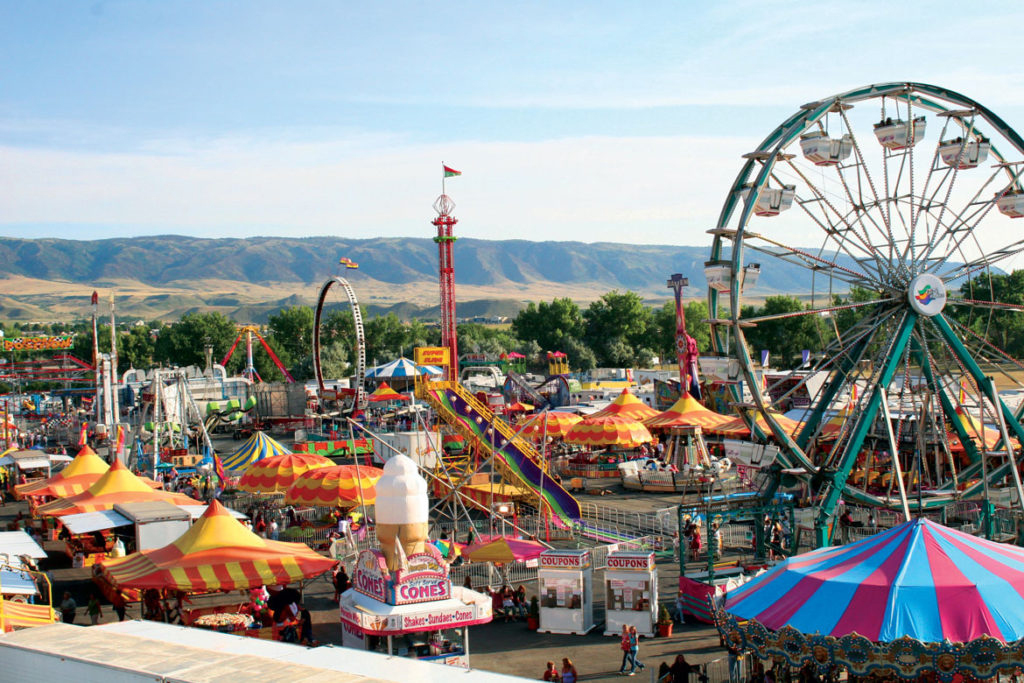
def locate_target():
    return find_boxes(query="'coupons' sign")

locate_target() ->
[606,552,655,571]
[539,550,591,569]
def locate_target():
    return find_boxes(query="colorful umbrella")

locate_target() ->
[365,357,443,378]
[564,415,652,447]
[236,453,333,494]
[35,460,199,517]
[283,464,383,507]
[99,500,336,592]
[464,536,548,563]
[431,538,463,560]
[588,389,660,422]
[15,445,109,500]
[368,382,410,403]
[516,412,582,441]
[643,393,735,430]
[221,431,292,473]
[709,410,801,438]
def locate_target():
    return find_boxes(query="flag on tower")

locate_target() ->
[214,452,227,485]
[91,291,98,305]
[443,164,461,178]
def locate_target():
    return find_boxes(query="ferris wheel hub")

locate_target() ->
[906,273,947,317]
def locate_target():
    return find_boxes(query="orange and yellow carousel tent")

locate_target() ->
[35,460,199,517]
[284,465,383,507]
[368,382,409,403]
[643,393,735,431]
[564,415,652,448]
[15,445,109,500]
[98,500,336,592]
[588,389,660,422]
[236,453,334,494]
[516,412,583,441]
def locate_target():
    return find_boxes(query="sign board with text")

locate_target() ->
[414,346,450,367]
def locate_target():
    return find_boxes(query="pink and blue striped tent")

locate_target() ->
[725,517,1024,644]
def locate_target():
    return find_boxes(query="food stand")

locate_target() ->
[339,546,491,667]
[537,549,595,635]
[603,550,657,637]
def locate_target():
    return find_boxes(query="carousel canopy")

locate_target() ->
[725,517,1024,644]
[284,464,383,507]
[516,411,582,441]
[221,432,291,473]
[15,445,110,499]
[644,393,734,430]
[99,500,335,592]
[236,453,333,494]
[35,460,198,517]
[589,389,660,422]
[464,537,547,563]
[365,357,443,379]
[711,410,802,438]
[564,415,652,448]
[367,382,409,403]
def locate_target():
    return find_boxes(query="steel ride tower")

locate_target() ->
[432,172,459,381]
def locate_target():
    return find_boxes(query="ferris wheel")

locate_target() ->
[313,275,367,412]
[706,82,1024,543]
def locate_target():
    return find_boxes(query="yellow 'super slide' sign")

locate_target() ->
[414,346,450,367]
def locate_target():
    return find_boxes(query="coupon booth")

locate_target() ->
[604,550,658,637]
[537,549,595,635]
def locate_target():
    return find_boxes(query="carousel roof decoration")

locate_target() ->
[236,452,334,494]
[220,431,292,473]
[715,517,1024,680]
[516,411,583,441]
[367,382,410,403]
[99,500,335,592]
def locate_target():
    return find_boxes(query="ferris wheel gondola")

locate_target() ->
[706,82,1024,546]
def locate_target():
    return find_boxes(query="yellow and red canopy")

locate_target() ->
[236,453,333,494]
[517,411,582,440]
[99,500,336,592]
[284,465,383,507]
[565,415,652,447]
[368,382,409,403]
[643,393,735,430]
[15,445,109,500]
[35,460,198,517]
[588,389,660,422]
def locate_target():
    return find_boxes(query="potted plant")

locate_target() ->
[527,595,540,631]
[657,604,674,637]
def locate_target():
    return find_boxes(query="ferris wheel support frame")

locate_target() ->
[707,82,1024,546]
[313,276,367,412]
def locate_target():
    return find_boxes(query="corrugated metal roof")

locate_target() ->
[0,531,48,560]
[59,510,130,535]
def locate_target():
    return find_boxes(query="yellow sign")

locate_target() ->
[414,346,450,367]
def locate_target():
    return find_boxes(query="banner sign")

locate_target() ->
[414,346,450,367]
[2,335,75,352]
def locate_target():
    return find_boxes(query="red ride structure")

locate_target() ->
[433,166,461,381]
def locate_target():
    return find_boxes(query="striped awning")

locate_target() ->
[236,453,333,494]
[98,500,335,593]
[0,600,56,632]
[643,393,735,430]
[221,432,292,473]
[588,389,660,422]
[35,460,199,517]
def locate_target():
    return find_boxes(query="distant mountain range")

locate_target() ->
[0,235,845,322]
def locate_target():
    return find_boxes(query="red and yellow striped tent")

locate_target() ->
[709,410,803,439]
[284,465,383,507]
[588,389,660,422]
[564,415,652,448]
[516,412,583,441]
[15,445,109,500]
[643,393,735,431]
[368,382,409,403]
[236,453,333,494]
[98,500,335,592]
[0,600,56,632]
[35,460,198,517]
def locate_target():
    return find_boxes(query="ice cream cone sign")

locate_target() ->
[375,454,429,572]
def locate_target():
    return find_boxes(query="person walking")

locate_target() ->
[618,624,632,674]
[628,625,646,675]
[670,654,692,683]
[561,658,578,683]
[60,591,77,624]
[86,592,103,625]
[541,661,561,681]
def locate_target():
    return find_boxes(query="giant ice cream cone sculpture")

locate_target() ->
[375,454,429,571]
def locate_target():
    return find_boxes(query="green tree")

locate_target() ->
[154,312,238,369]
[652,300,710,364]
[512,298,585,353]
[583,290,653,367]
[267,306,314,365]
[743,295,827,369]
[118,325,155,371]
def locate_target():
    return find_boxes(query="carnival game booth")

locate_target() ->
[537,549,595,635]
[97,500,335,638]
[603,550,658,637]
[339,546,492,667]
[714,517,1024,681]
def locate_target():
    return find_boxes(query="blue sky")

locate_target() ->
[3,1,1024,246]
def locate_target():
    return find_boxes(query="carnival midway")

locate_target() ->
[6,82,1024,683]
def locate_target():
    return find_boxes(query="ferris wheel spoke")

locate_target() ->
[943,314,1024,374]
[741,231,883,289]
[919,174,1004,274]
[837,107,892,241]
[738,297,896,326]
[938,239,1024,282]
